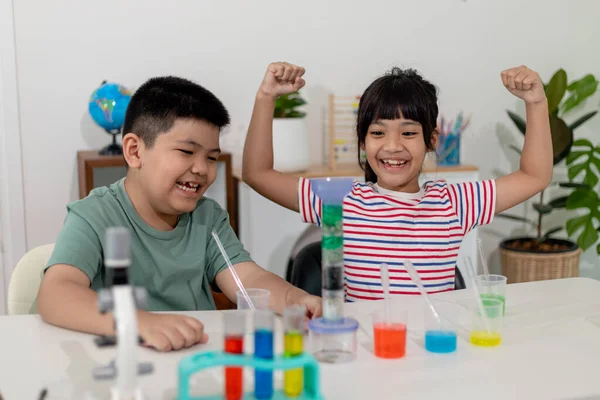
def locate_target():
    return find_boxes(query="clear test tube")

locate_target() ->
[253,310,274,399]
[283,305,306,397]
[223,312,245,400]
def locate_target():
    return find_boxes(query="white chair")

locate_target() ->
[7,244,55,315]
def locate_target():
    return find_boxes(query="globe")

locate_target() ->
[88,81,132,155]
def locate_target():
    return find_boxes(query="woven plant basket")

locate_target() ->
[499,237,582,284]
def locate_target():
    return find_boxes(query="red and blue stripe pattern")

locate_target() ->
[298,178,496,302]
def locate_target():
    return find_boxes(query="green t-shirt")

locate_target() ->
[46,178,253,311]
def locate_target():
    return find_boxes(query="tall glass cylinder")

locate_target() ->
[321,203,344,321]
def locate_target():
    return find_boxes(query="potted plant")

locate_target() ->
[498,69,598,283]
[563,138,600,256]
[272,91,311,172]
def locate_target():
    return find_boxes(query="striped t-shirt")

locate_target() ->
[298,178,496,302]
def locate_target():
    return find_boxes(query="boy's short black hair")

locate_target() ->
[123,76,230,147]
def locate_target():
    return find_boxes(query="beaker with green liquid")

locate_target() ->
[475,274,507,316]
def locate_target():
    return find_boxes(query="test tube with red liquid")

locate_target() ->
[224,312,245,400]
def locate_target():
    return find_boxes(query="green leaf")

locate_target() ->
[566,151,587,166]
[568,111,598,131]
[496,213,537,227]
[506,111,526,135]
[567,74,595,91]
[284,110,306,118]
[558,182,591,189]
[596,242,600,255]
[543,226,563,238]
[566,188,599,210]
[568,162,587,181]
[273,91,307,119]
[562,74,599,114]
[591,155,600,171]
[565,187,600,251]
[549,115,573,165]
[283,98,306,109]
[584,170,599,189]
[578,220,599,251]
[566,214,588,236]
[548,196,568,208]
[533,203,553,214]
[572,138,594,149]
[561,96,580,115]
[566,142,600,189]
[546,69,567,114]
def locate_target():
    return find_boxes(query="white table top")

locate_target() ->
[1,277,600,400]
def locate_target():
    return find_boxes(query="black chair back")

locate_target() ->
[287,241,466,296]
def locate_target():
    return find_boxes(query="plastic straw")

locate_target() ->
[211,230,255,311]
[477,238,491,281]
[403,260,442,324]
[477,238,492,295]
[464,256,492,334]
[379,263,392,323]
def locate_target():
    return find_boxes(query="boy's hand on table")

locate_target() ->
[287,290,322,319]
[137,312,208,352]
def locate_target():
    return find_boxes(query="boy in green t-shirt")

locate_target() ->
[37,75,321,352]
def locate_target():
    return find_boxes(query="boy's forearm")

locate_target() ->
[242,94,276,185]
[38,280,115,336]
[520,100,553,186]
[239,267,307,315]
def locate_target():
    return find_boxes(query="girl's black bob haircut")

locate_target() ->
[356,67,439,183]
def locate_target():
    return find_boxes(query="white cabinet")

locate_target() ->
[237,166,480,286]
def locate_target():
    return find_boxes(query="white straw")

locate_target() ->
[464,256,492,334]
[477,238,492,296]
[477,238,491,280]
[379,263,392,323]
[403,260,441,324]
[211,230,255,310]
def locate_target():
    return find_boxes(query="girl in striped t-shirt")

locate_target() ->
[243,62,552,301]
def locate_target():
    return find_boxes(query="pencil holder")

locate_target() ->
[436,133,460,166]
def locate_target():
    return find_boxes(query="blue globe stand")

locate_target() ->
[99,128,123,156]
[178,351,325,400]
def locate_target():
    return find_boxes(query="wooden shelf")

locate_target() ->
[77,151,127,199]
[232,163,478,181]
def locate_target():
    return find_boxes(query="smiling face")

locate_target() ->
[124,118,220,227]
[141,118,220,212]
[364,116,435,192]
[355,67,439,192]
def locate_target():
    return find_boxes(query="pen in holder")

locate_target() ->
[437,134,461,166]
[436,112,470,166]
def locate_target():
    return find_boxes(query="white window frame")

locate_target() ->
[0,0,28,314]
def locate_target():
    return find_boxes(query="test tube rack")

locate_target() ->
[177,351,325,400]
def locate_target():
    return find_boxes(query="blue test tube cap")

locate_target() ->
[308,316,359,334]
[309,177,354,204]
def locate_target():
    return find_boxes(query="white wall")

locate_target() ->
[11,0,600,275]
[1,0,27,313]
